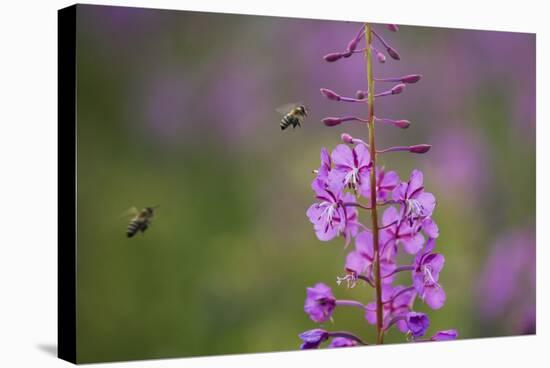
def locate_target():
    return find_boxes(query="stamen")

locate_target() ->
[336,274,358,288]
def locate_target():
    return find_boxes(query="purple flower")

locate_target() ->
[304,283,336,323]
[413,239,446,309]
[393,170,436,225]
[299,328,329,349]
[365,284,416,332]
[328,144,372,193]
[314,148,332,183]
[382,206,425,254]
[328,337,358,348]
[406,312,430,338]
[345,230,396,283]
[430,329,458,341]
[306,178,354,242]
[360,167,400,203]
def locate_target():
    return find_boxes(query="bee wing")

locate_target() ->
[118,206,139,219]
[275,102,301,115]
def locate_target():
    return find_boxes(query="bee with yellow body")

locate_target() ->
[126,206,158,238]
[277,104,309,130]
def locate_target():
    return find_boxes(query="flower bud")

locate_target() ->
[394,119,410,129]
[323,52,343,62]
[341,133,354,144]
[355,90,367,99]
[391,83,406,95]
[401,74,422,83]
[386,24,399,32]
[409,144,431,153]
[322,117,342,126]
[347,38,358,52]
[320,88,341,101]
[341,49,353,58]
[386,46,401,60]
[430,330,458,341]
[376,51,386,63]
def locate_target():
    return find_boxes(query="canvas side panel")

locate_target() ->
[58,4,77,364]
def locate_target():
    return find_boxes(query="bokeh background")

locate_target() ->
[75,4,536,363]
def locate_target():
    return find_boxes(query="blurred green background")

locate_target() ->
[74,4,536,363]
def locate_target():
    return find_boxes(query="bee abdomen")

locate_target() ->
[126,221,140,238]
[280,114,292,130]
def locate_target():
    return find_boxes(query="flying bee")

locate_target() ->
[276,103,308,130]
[125,206,158,238]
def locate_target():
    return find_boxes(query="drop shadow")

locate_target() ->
[37,343,57,357]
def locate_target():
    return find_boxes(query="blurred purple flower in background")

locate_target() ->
[142,70,193,144]
[428,125,489,199]
[476,226,535,334]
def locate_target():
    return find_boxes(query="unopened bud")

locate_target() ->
[356,90,367,99]
[323,52,343,62]
[386,46,401,60]
[394,119,410,129]
[341,133,354,144]
[341,49,353,58]
[376,52,386,63]
[401,74,422,84]
[320,88,341,101]
[386,24,399,32]
[409,144,431,153]
[347,38,358,52]
[322,117,342,126]
[391,83,406,95]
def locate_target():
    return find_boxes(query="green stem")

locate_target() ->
[365,23,384,345]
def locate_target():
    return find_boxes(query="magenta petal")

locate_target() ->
[392,182,408,201]
[381,170,399,189]
[365,302,377,325]
[401,232,424,254]
[328,168,348,191]
[306,203,322,224]
[331,144,355,168]
[431,329,458,341]
[425,286,446,309]
[422,218,439,238]
[354,143,371,168]
[311,177,328,197]
[382,206,400,226]
[407,170,424,197]
[345,250,369,275]
[314,222,339,241]
[418,192,436,215]
[428,253,445,275]
[355,231,374,259]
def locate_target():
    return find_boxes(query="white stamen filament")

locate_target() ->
[336,274,358,288]
[422,265,440,288]
[319,202,338,225]
[344,168,360,189]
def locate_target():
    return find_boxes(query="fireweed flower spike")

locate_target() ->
[299,23,456,348]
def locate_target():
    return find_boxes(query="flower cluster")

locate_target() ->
[299,23,457,349]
